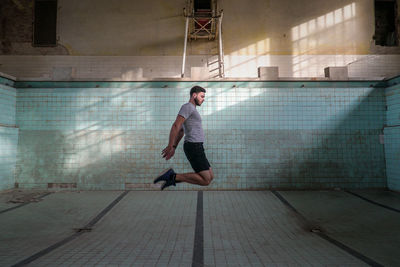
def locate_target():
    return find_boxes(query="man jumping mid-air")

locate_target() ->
[154,86,214,190]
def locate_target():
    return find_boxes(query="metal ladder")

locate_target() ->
[181,0,224,78]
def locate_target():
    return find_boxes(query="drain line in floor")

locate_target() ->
[271,190,383,267]
[192,190,204,267]
[345,189,400,213]
[11,191,129,267]
[0,192,52,215]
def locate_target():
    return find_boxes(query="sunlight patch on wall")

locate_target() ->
[203,87,265,116]
[291,3,356,77]
[61,130,127,170]
[224,38,271,78]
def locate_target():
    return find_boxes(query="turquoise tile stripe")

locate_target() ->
[384,82,400,191]
[15,83,386,190]
[0,83,18,190]
[385,75,400,88]
[15,80,386,89]
[0,76,15,88]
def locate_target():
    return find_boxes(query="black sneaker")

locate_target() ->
[154,168,176,190]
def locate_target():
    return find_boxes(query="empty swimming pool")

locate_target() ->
[0,75,399,266]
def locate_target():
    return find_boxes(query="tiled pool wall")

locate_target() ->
[14,81,386,190]
[384,77,400,192]
[0,77,18,190]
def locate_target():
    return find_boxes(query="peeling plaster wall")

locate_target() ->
[0,0,399,80]
[1,0,399,56]
[0,0,68,55]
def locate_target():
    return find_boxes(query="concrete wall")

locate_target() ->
[1,0,399,56]
[384,76,400,192]
[0,76,18,190]
[1,0,399,80]
[15,81,386,190]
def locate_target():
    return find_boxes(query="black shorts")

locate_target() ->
[183,142,211,173]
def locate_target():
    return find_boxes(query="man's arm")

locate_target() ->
[162,115,185,160]
[174,127,184,148]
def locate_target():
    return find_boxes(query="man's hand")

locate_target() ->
[162,145,175,160]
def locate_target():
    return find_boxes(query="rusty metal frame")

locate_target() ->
[191,17,215,39]
[181,0,224,78]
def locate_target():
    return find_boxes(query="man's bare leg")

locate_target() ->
[175,168,213,186]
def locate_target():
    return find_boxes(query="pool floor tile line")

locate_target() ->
[83,191,129,229]
[11,191,129,267]
[344,189,400,213]
[192,191,204,267]
[26,191,197,266]
[11,232,83,267]
[271,190,384,267]
[0,192,52,215]
[314,232,383,267]
[202,191,366,266]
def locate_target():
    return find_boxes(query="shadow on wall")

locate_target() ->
[15,127,172,190]
[283,90,385,189]
[14,83,386,190]
[15,85,193,189]
[198,84,385,189]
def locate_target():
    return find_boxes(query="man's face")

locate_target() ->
[194,92,205,106]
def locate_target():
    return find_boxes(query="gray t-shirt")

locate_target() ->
[178,102,205,143]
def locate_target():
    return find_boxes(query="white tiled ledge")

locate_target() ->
[0,71,16,81]
[0,55,399,81]
[11,77,387,82]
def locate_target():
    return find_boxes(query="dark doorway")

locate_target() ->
[33,0,57,46]
[374,0,398,46]
[194,0,212,11]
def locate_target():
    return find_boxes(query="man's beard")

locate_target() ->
[194,98,201,106]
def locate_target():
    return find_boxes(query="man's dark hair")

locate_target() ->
[190,86,206,96]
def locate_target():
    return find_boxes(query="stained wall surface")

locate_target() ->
[1,0,398,56]
[384,77,400,191]
[1,0,399,80]
[14,81,386,190]
[0,77,18,190]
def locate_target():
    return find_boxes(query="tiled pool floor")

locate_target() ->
[1,189,399,266]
